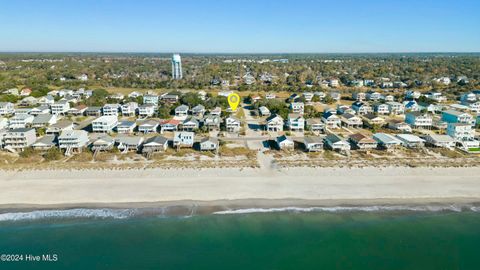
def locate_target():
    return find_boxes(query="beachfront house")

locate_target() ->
[424,134,455,149]
[3,128,37,151]
[121,102,138,116]
[349,133,378,150]
[199,137,219,151]
[58,130,89,155]
[266,114,284,132]
[173,131,194,148]
[373,133,402,150]
[92,116,118,133]
[116,121,137,134]
[138,104,156,118]
[142,136,169,153]
[276,135,294,150]
[405,112,433,129]
[116,136,144,153]
[340,113,363,128]
[303,136,325,152]
[225,116,241,133]
[325,134,350,152]
[32,135,57,151]
[287,114,305,131]
[441,110,475,126]
[395,134,425,148]
[92,135,115,152]
[447,123,474,141]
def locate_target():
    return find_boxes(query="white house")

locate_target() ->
[351,101,373,115]
[373,133,402,150]
[259,106,271,116]
[276,135,294,150]
[424,134,455,149]
[175,105,189,117]
[325,134,350,152]
[3,128,37,151]
[321,112,341,129]
[341,113,363,128]
[58,130,89,154]
[304,136,324,152]
[386,101,405,115]
[173,131,194,148]
[31,114,57,128]
[405,112,433,129]
[51,100,70,115]
[199,137,219,151]
[225,116,241,133]
[138,104,156,118]
[287,114,305,131]
[116,121,137,134]
[102,104,120,116]
[92,116,118,133]
[290,102,305,114]
[8,114,34,129]
[121,102,138,116]
[265,114,284,132]
[143,94,159,106]
[373,103,390,115]
[138,120,159,134]
[0,102,15,116]
[395,134,425,148]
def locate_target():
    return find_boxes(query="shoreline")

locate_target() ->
[1,166,480,211]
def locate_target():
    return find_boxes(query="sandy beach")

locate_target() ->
[1,166,480,209]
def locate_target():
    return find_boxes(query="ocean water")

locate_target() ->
[1,206,480,270]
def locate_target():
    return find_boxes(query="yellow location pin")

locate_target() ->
[227,93,240,111]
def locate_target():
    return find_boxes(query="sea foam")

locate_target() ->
[213,205,480,215]
[0,208,138,222]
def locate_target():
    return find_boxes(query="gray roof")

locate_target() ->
[373,133,401,144]
[115,136,143,145]
[200,137,219,144]
[325,134,343,143]
[144,136,168,145]
[304,136,324,144]
[118,121,136,127]
[33,135,56,146]
[8,128,34,133]
[32,114,54,124]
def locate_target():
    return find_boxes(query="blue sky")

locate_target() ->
[0,0,479,53]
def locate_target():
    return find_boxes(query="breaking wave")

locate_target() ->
[213,205,480,215]
[0,208,138,222]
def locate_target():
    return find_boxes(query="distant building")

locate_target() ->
[172,54,183,80]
